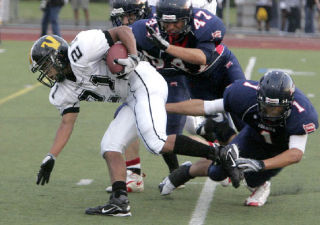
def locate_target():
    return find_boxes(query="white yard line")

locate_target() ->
[76,179,93,186]
[188,57,256,225]
[244,57,256,79]
[0,83,41,106]
[189,179,218,225]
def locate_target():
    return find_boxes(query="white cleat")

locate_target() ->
[245,181,271,207]
[105,170,144,193]
[159,177,176,195]
[219,177,231,187]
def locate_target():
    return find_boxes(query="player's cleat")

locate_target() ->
[105,170,144,193]
[85,192,131,217]
[219,144,243,188]
[159,176,176,195]
[159,161,194,195]
[126,170,144,193]
[245,181,271,207]
[219,177,231,187]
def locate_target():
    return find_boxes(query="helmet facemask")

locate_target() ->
[257,96,292,127]
[29,35,69,88]
[31,50,66,88]
[156,0,192,43]
[158,16,191,37]
[257,70,295,127]
[111,0,149,26]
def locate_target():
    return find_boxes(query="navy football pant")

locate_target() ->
[208,125,282,188]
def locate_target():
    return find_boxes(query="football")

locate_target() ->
[106,42,128,74]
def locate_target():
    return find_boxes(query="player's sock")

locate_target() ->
[126,157,141,175]
[168,164,194,187]
[112,181,127,197]
[173,135,219,161]
[162,153,179,173]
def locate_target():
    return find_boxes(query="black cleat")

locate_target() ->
[85,193,131,217]
[219,144,244,188]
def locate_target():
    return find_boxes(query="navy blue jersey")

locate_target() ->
[224,80,319,152]
[131,8,225,76]
[187,44,245,100]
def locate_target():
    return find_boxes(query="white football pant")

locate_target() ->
[101,61,168,156]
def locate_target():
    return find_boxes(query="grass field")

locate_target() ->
[0,40,319,225]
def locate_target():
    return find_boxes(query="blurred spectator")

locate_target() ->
[40,0,65,37]
[255,0,272,31]
[318,3,320,32]
[71,0,90,26]
[280,0,288,31]
[305,0,320,33]
[286,0,301,33]
[216,0,225,19]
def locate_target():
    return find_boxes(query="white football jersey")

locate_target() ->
[192,0,217,15]
[49,29,129,115]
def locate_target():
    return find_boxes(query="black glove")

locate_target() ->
[236,158,265,173]
[36,153,56,185]
[219,144,244,188]
[146,25,169,51]
[114,54,140,78]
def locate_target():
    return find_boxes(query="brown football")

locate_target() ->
[106,42,128,74]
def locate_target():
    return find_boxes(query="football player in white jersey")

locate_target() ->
[30,26,241,217]
[191,0,217,15]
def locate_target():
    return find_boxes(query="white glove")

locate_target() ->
[114,54,140,78]
[40,0,48,10]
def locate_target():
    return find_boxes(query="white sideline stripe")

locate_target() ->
[0,83,41,106]
[307,93,315,98]
[0,49,6,53]
[189,57,255,225]
[189,179,217,225]
[76,179,93,185]
[244,57,256,79]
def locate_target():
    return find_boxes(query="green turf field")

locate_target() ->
[0,40,319,225]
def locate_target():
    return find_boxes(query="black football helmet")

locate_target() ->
[156,0,192,36]
[257,71,295,127]
[29,35,69,88]
[111,0,149,27]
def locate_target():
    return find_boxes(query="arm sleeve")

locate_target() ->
[289,134,308,153]
[103,30,114,47]
[203,99,225,115]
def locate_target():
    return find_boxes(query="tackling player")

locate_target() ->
[130,0,227,182]
[161,71,319,207]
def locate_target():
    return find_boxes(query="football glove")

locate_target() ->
[146,25,169,51]
[36,153,56,185]
[114,54,140,78]
[219,144,243,188]
[236,158,265,173]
